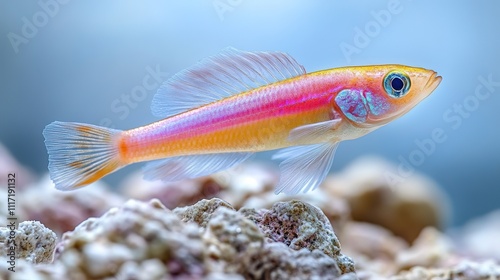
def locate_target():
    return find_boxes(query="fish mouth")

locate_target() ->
[424,71,442,93]
[399,71,442,118]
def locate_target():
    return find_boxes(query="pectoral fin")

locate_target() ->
[272,142,339,195]
[287,119,342,144]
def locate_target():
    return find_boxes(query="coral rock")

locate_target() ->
[391,260,500,280]
[0,259,67,280]
[115,259,168,280]
[240,200,355,274]
[55,199,207,279]
[5,196,354,279]
[203,207,264,273]
[177,198,354,278]
[246,242,343,280]
[174,198,235,228]
[0,220,56,264]
[241,189,350,234]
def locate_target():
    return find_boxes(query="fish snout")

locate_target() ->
[425,71,442,92]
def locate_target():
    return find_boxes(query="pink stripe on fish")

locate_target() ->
[128,75,341,142]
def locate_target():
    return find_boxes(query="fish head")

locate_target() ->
[333,65,442,129]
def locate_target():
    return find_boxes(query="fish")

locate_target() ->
[43,47,442,195]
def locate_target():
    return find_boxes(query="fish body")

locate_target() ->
[43,48,441,194]
[124,72,341,162]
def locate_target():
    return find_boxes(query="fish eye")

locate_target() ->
[383,71,410,98]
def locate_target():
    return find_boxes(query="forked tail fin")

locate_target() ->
[42,121,124,190]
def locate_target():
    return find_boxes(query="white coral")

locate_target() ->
[0,220,56,264]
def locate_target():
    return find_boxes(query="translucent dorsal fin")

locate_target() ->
[151,47,306,118]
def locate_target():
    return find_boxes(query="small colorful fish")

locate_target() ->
[43,47,441,194]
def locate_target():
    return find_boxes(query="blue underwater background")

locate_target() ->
[0,1,499,226]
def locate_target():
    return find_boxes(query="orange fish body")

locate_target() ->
[43,48,441,194]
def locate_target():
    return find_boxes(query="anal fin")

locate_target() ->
[143,152,253,182]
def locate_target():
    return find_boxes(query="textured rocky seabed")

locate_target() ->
[1,144,500,280]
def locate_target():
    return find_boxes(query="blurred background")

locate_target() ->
[0,1,498,226]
